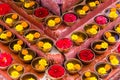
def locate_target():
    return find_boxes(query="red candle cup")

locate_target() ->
[0,52,12,70]
[34,7,49,21]
[62,12,78,26]
[0,3,11,18]
[56,38,73,53]
[47,64,66,80]
[78,49,95,64]
[94,15,109,29]
[117,44,120,53]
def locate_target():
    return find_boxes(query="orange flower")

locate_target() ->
[92,25,98,29]
[0,28,3,33]
[11,13,18,20]
[30,1,35,6]
[54,17,61,24]
[6,31,12,37]
[17,40,23,45]
[15,65,23,72]
[110,8,116,12]
[22,49,28,55]
[37,41,44,47]
[105,32,111,38]
[95,1,100,5]
[95,44,101,50]
[34,32,40,38]
[21,22,28,28]
[82,5,89,12]
[116,4,120,8]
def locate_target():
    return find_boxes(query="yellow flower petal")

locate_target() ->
[5,18,13,24]
[84,71,91,77]
[101,42,108,49]
[0,33,7,39]
[108,36,116,42]
[43,42,52,50]
[98,67,107,75]
[15,25,23,32]
[66,63,74,71]
[25,33,34,41]
[11,71,20,78]
[23,54,33,61]
[47,20,56,27]
[89,2,96,7]
[13,44,22,51]
[71,34,78,41]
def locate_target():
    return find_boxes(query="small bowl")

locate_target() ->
[74,5,90,18]
[14,20,30,35]
[105,8,120,21]
[94,62,112,78]
[45,15,62,30]
[70,31,88,45]
[31,57,49,73]
[77,49,95,64]
[0,30,15,44]
[22,1,39,14]
[116,2,120,12]
[56,38,73,53]
[64,58,83,74]
[81,71,99,80]
[18,48,36,63]
[36,38,54,53]
[86,0,101,10]
[0,24,5,33]
[13,0,25,7]
[84,24,100,37]
[94,15,109,29]
[9,39,26,53]
[106,53,120,68]
[114,24,120,34]
[103,30,120,44]
[20,73,38,80]
[47,64,66,80]
[91,40,108,54]
[24,29,41,44]
[3,13,20,27]
[62,12,78,26]
[7,64,24,80]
